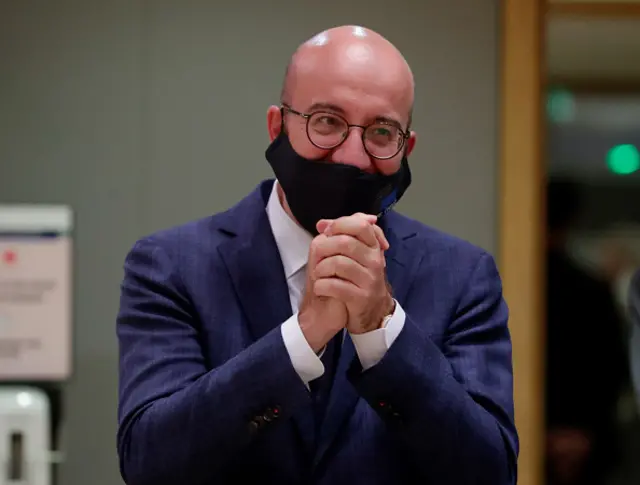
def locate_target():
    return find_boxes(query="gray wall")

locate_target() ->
[0,1,499,484]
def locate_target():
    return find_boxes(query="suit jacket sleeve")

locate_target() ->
[348,251,518,485]
[116,238,309,485]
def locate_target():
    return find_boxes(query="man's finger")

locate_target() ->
[323,215,378,248]
[345,213,388,249]
[313,234,381,269]
[313,277,360,303]
[318,214,389,250]
[314,255,369,289]
[319,213,376,235]
[371,224,390,251]
[353,213,378,224]
[316,219,333,234]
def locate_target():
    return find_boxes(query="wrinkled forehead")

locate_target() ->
[290,45,413,124]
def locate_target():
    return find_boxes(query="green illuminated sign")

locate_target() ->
[607,144,640,175]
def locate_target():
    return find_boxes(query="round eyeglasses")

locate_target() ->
[281,105,410,160]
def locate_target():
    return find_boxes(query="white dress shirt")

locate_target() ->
[266,181,406,386]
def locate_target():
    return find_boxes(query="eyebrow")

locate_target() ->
[308,102,346,114]
[307,102,403,128]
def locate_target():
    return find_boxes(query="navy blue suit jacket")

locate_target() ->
[116,180,518,485]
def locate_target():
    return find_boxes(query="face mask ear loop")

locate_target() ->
[279,106,288,136]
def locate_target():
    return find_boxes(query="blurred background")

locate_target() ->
[0,0,639,484]
[545,2,640,485]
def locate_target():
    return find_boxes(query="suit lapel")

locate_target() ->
[217,207,292,341]
[216,181,316,453]
[382,219,419,305]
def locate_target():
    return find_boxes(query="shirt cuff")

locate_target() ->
[349,299,406,370]
[281,313,325,387]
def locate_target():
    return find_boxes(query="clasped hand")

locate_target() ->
[310,213,394,334]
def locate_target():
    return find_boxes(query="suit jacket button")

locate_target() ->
[378,400,400,419]
[264,406,281,422]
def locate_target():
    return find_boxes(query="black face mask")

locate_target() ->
[265,132,412,235]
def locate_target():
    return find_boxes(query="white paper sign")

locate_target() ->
[0,205,72,381]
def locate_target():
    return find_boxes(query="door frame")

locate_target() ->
[500,2,640,484]
[498,1,546,485]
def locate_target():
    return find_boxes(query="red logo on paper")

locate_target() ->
[2,250,17,265]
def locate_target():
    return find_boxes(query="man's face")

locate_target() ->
[268,39,416,176]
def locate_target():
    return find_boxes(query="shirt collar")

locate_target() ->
[266,180,313,278]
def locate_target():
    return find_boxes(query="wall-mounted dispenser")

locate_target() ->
[0,205,72,485]
[0,387,50,485]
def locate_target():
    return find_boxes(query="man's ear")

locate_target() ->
[405,131,417,157]
[267,106,283,142]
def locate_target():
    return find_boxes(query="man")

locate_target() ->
[629,269,640,411]
[116,26,518,485]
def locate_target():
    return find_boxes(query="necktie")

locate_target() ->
[289,266,306,313]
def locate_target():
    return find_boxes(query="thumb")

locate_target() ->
[316,219,333,234]
[353,212,378,224]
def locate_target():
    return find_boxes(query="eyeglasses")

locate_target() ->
[281,104,410,160]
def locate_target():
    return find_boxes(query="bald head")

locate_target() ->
[267,26,417,175]
[280,26,414,127]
